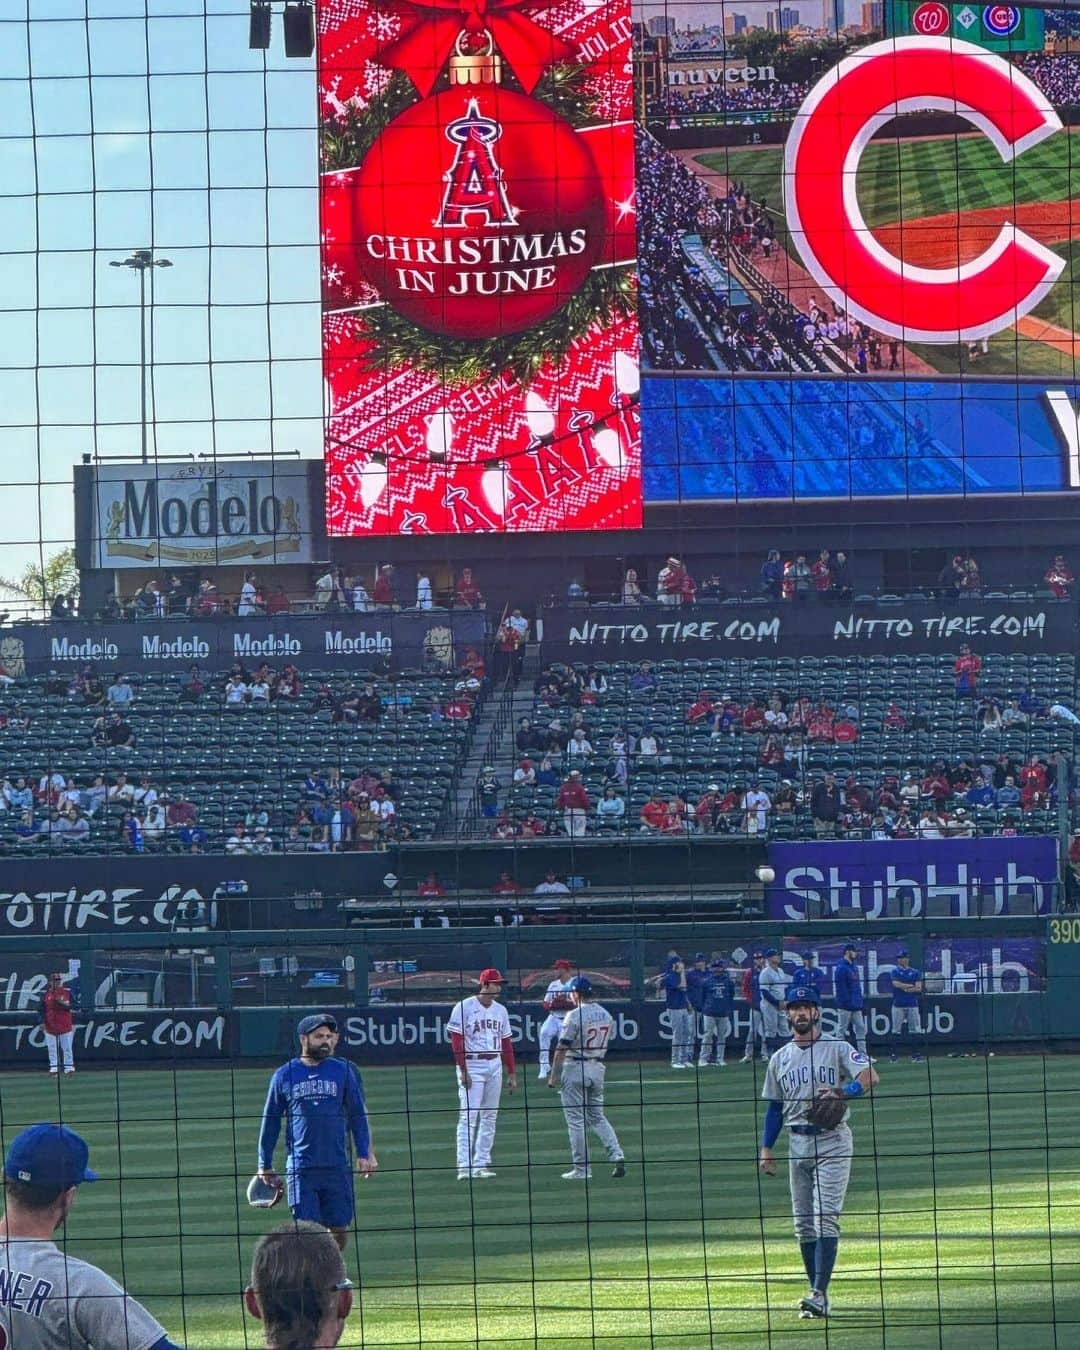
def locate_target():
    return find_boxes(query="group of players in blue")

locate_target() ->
[662,944,926,1063]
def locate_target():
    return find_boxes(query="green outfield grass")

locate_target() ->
[6,1055,1079,1348]
[695,132,1080,375]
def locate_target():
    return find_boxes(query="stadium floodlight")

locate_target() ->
[283,1,315,58]
[108,250,173,464]
[249,0,272,50]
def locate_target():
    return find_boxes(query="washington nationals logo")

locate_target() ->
[437,99,517,228]
[784,37,1063,342]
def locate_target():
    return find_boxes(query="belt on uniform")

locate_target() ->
[465,1053,499,1059]
[790,1124,824,1136]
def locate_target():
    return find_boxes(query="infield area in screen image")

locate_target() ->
[642,115,1080,379]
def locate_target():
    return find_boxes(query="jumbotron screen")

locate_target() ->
[640,2,1080,503]
[318,0,639,534]
[319,1,1080,532]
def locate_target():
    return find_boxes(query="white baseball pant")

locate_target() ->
[45,1031,74,1072]
[668,1008,695,1065]
[891,1006,923,1036]
[538,1014,564,1075]
[789,1124,853,1241]
[559,1060,623,1169]
[744,1008,766,1058]
[456,1060,503,1171]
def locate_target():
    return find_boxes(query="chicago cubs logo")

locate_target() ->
[784,37,1064,342]
[983,4,1021,35]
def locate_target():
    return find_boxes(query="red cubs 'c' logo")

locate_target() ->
[912,3,950,34]
[785,37,1063,342]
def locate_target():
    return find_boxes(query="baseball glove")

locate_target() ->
[246,1172,284,1209]
[804,1091,848,1131]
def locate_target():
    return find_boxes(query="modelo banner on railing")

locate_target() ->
[767,836,1058,922]
[3,610,487,675]
[539,600,1074,661]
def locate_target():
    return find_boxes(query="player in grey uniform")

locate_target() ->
[758,987,879,1320]
[759,948,791,1053]
[0,1123,181,1349]
[547,976,626,1181]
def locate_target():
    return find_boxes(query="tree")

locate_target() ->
[0,548,80,615]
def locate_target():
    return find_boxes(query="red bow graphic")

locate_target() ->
[377,0,575,95]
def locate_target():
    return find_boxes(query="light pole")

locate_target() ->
[109,249,172,464]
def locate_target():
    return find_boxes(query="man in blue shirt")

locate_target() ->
[889,952,925,1062]
[796,951,825,1000]
[685,952,710,1060]
[833,943,868,1056]
[698,958,734,1066]
[662,956,695,1068]
[258,1013,377,1249]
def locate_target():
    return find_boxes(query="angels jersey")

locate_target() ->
[543,978,575,1013]
[447,996,511,1053]
[761,1036,869,1128]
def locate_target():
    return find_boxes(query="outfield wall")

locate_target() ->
[0,918,1074,1063]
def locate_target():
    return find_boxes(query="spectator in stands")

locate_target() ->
[143,800,166,842]
[121,810,145,852]
[3,776,31,812]
[493,871,522,896]
[967,777,996,809]
[536,756,559,787]
[640,791,669,835]
[131,774,157,811]
[597,786,626,827]
[50,593,72,620]
[536,870,570,895]
[416,873,446,898]
[494,618,524,684]
[84,774,107,817]
[742,698,766,732]
[622,568,643,605]
[414,570,433,610]
[238,571,263,616]
[1018,685,1047,718]
[477,766,501,819]
[948,807,975,838]
[107,675,134,708]
[774,781,799,815]
[454,567,483,608]
[741,781,771,835]
[266,584,290,615]
[979,700,1003,733]
[917,808,946,839]
[954,645,981,697]
[58,808,90,846]
[515,718,541,754]
[811,550,832,598]
[225,674,249,709]
[996,775,1021,809]
[833,711,858,743]
[556,770,591,838]
[763,696,788,731]
[759,734,784,768]
[1044,554,1073,597]
[443,691,472,721]
[630,661,658,693]
[226,824,251,854]
[657,556,688,606]
[687,690,714,724]
[830,551,852,604]
[105,712,134,749]
[810,773,841,836]
[761,549,783,599]
[179,663,205,704]
[513,760,536,788]
[585,667,608,698]
[710,695,740,737]
[566,578,587,602]
[637,727,661,765]
[806,700,834,741]
[249,672,272,707]
[373,565,396,609]
[960,556,982,595]
[936,556,964,601]
[788,555,811,602]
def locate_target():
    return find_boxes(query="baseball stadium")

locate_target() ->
[2,0,1080,1347]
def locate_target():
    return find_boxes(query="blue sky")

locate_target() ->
[1,1,322,581]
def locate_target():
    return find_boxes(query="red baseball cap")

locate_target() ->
[553,959,573,970]
[477,968,506,985]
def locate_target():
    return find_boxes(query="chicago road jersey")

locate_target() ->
[447,996,511,1053]
[258,1057,370,1173]
[558,1002,615,1060]
[762,1036,869,1128]
[0,1238,167,1350]
[759,965,791,1008]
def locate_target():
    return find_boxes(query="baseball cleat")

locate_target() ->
[473,1168,496,1179]
[457,1170,471,1181]
[798,1292,829,1318]
[611,1161,626,1178]
[740,1055,753,1063]
[562,1168,592,1180]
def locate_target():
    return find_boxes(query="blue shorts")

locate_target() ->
[287,1167,354,1229]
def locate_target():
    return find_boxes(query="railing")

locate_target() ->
[457,673,519,840]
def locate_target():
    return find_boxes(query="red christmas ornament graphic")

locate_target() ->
[351,85,605,338]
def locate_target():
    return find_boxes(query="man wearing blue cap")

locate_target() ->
[257,1013,377,1250]
[548,977,625,1180]
[698,958,734,1067]
[889,952,925,1062]
[0,1123,181,1348]
[759,949,792,1054]
[660,955,695,1068]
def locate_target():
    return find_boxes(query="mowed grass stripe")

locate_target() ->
[2,1057,1076,1348]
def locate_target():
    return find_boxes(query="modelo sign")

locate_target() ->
[92,461,314,568]
[786,37,1062,341]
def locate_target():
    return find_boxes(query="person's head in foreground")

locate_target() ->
[2,1123,98,1233]
[246,1220,353,1349]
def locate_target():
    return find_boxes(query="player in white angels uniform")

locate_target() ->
[538,958,576,1079]
[447,968,517,1181]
